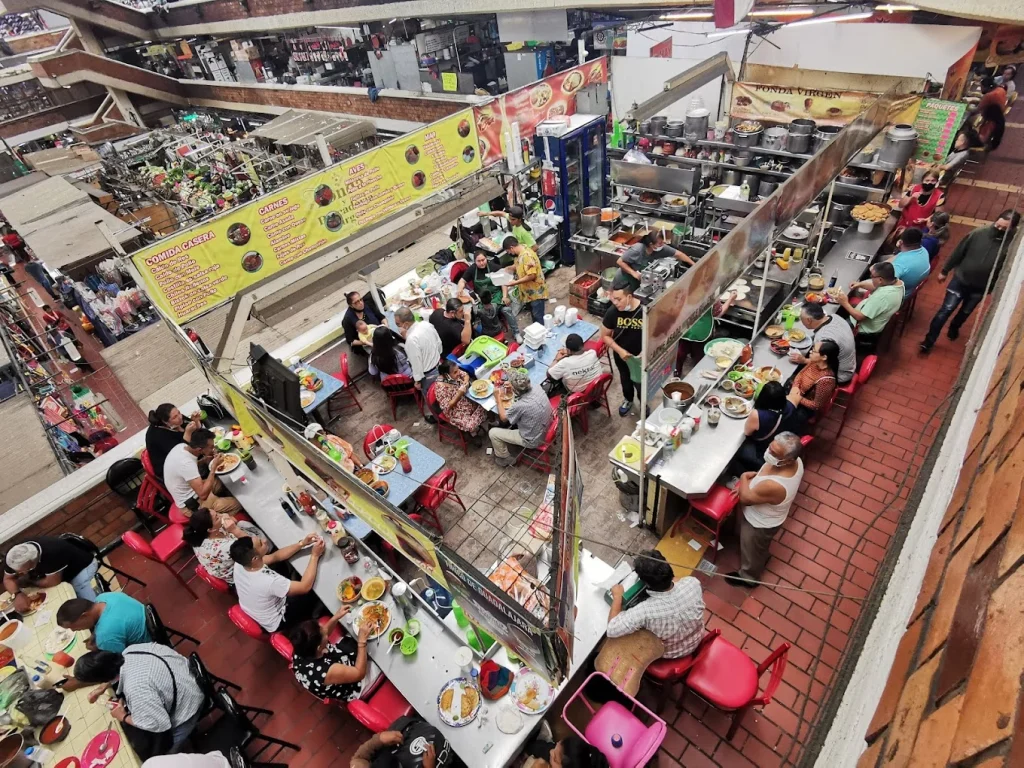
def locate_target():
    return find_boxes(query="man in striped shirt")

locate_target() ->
[607,550,705,658]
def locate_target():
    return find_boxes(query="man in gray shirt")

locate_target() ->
[615,232,695,291]
[489,370,554,466]
[790,303,856,384]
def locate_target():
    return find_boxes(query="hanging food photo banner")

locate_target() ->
[206,369,449,586]
[912,99,967,163]
[551,409,582,666]
[474,57,608,166]
[436,546,567,684]
[131,108,481,324]
[984,25,1024,67]
[730,82,921,128]
[648,85,909,361]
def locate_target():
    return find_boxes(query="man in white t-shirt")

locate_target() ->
[162,429,241,515]
[545,333,602,394]
[230,533,325,633]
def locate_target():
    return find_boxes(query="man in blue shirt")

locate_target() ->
[890,228,931,293]
[57,593,152,690]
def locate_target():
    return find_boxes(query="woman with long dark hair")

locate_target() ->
[735,381,799,472]
[182,507,268,584]
[144,403,200,480]
[287,607,371,703]
[788,340,840,433]
[979,101,1006,150]
[368,325,412,379]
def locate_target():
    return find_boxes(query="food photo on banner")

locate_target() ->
[131,108,482,323]
[435,546,567,684]
[474,57,608,165]
[208,369,449,585]
[731,82,921,129]
[552,409,582,664]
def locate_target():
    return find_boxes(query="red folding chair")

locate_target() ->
[516,417,559,473]
[328,352,362,415]
[566,391,590,434]
[584,338,613,371]
[832,355,877,439]
[426,383,468,455]
[363,424,395,460]
[668,484,737,562]
[195,564,231,594]
[582,372,613,418]
[412,469,466,532]
[381,374,422,420]
[122,527,198,600]
[683,635,790,739]
[348,679,413,733]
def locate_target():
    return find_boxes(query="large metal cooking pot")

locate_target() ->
[827,195,858,225]
[581,207,600,237]
[722,169,742,185]
[813,126,841,153]
[877,123,918,170]
[665,120,684,138]
[684,108,709,142]
[787,119,816,154]
[733,150,753,167]
[741,172,760,189]
[662,380,695,410]
[761,126,788,150]
[758,179,778,197]
[733,125,763,148]
[649,115,668,136]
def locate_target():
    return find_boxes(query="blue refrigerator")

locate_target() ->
[533,113,608,266]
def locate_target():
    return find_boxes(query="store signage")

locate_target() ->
[131,109,481,323]
[210,371,448,586]
[984,25,1024,67]
[649,38,672,58]
[941,43,977,102]
[474,56,608,166]
[290,37,348,64]
[437,547,567,684]
[552,408,582,667]
[912,99,967,163]
[647,85,910,368]
[731,82,882,127]
[441,72,458,92]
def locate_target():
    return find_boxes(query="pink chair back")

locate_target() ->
[122,531,155,560]
[195,564,231,593]
[270,632,294,662]
[228,604,266,640]
[363,424,395,459]
[752,643,790,706]
[339,353,352,387]
[858,355,879,387]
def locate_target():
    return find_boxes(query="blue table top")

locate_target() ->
[466,319,600,413]
[366,436,446,508]
[294,362,345,414]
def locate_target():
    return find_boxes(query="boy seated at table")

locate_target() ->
[472,290,504,338]
[355,318,378,347]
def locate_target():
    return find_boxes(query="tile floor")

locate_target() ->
[97,101,1024,767]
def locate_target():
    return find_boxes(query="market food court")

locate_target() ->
[0,8,1022,768]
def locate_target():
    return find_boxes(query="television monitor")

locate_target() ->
[249,343,305,428]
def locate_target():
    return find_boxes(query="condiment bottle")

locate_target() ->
[297,492,315,516]
[326,520,347,545]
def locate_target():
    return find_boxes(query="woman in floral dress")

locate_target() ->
[182,508,268,584]
[432,360,488,434]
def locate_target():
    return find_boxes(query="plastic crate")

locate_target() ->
[569,272,601,299]
[569,294,589,312]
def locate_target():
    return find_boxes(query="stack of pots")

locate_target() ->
[649,115,668,136]
[813,125,842,152]
[684,107,710,142]
[761,126,788,150]
[877,123,919,170]
[787,119,816,154]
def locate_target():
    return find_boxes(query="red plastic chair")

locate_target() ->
[229,604,277,642]
[122,527,198,600]
[582,372,614,418]
[195,564,231,594]
[270,632,293,662]
[362,424,395,460]
[800,434,815,451]
[684,635,791,739]
[584,337,614,371]
[426,383,468,455]
[329,352,362,414]
[348,679,413,733]
[507,342,520,353]
[169,505,190,525]
[645,629,720,714]
[381,374,423,420]
[450,261,468,285]
[135,475,172,527]
[832,355,877,439]
[451,342,468,358]
[668,484,738,562]
[516,416,559,474]
[566,391,590,435]
[412,469,466,532]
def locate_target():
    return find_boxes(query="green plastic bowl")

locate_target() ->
[400,635,418,655]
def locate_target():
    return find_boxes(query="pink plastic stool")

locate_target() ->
[562,672,666,768]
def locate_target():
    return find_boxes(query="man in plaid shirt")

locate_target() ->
[606,550,705,658]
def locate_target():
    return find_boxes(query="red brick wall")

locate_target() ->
[6,30,67,54]
[3,483,137,554]
[187,82,463,123]
[30,51,185,98]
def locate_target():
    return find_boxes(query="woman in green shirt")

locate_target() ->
[675,291,736,375]
[480,205,536,248]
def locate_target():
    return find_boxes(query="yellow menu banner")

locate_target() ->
[132,109,481,323]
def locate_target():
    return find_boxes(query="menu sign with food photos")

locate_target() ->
[474,57,608,165]
[730,82,919,128]
[912,98,967,162]
[131,109,481,323]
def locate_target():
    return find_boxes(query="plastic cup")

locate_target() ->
[454,646,474,674]
[451,602,470,628]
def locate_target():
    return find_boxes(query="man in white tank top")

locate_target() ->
[725,432,804,586]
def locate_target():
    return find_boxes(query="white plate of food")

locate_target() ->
[468,380,494,400]
[438,678,481,727]
[704,339,744,359]
[373,454,398,474]
[722,396,753,419]
[354,601,391,640]
[300,390,317,408]
[215,453,242,475]
[43,626,75,655]
[784,329,812,349]
[510,669,555,715]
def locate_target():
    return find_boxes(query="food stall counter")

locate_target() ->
[219,446,614,767]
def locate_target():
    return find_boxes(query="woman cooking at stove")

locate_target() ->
[615,231,695,292]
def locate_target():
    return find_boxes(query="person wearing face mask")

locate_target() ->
[725,432,805,587]
[895,166,943,234]
[920,210,1021,353]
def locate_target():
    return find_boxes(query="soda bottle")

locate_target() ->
[398,448,412,473]
[828,269,839,289]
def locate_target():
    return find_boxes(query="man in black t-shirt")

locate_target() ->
[4,535,99,606]
[429,298,472,359]
[601,279,645,416]
[342,291,384,356]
